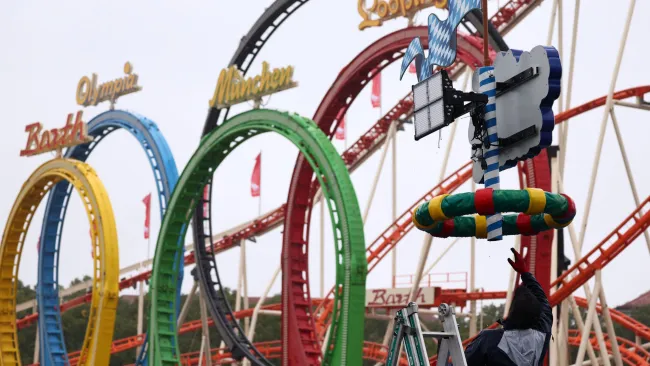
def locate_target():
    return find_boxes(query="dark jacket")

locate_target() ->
[464,272,553,365]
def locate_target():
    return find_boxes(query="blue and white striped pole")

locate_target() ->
[478,66,503,241]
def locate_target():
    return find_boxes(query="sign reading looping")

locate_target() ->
[358,0,448,30]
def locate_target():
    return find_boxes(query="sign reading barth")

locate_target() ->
[209,61,298,109]
[366,287,435,308]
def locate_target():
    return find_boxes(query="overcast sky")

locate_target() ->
[0,0,649,315]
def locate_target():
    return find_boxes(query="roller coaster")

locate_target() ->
[4,0,650,365]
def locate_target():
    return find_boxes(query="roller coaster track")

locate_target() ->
[314,85,650,343]
[289,26,649,357]
[282,26,500,366]
[566,330,650,365]
[148,109,365,365]
[31,290,496,365]
[165,328,648,366]
[17,3,545,364]
[191,0,541,363]
[33,110,181,366]
[1,159,119,366]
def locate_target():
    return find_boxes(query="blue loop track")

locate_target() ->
[36,109,181,366]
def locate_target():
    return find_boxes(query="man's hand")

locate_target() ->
[507,248,529,274]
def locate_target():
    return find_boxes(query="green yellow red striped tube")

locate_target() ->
[412,188,576,238]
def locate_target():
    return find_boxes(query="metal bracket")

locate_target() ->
[496,66,540,98]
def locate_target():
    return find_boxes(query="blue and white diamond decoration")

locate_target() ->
[399,0,481,82]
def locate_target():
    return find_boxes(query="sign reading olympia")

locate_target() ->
[20,111,92,157]
[76,62,142,107]
[208,61,298,109]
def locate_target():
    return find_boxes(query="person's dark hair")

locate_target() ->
[505,285,541,330]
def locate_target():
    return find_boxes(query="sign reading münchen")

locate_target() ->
[208,61,298,109]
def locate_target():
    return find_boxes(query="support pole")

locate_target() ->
[558,0,581,176]
[576,0,637,253]
[596,271,623,366]
[244,265,281,366]
[33,302,39,363]
[558,298,570,366]
[320,198,325,298]
[549,150,560,366]
[574,277,606,366]
[247,265,281,341]
[568,296,599,364]
[391,117,398,288]
[504,235,521,315]
[421,237,461,276]
[178,280,198,327]
[137,276,145,358]
[545,0,559,46]
[198,283,213,366]
[363,122,396,224]
[469,181,477,337]
[478,66,502,241]
[557,175,613,364]
[610,108,650,253]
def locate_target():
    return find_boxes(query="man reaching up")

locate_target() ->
[464,248,552,365]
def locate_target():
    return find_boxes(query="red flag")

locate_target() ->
[203,185,210,217]
[409,63,417,74]
[335,115,346,140]
[251,153,261,197]
[371,74,381,108]
[143,193,152,239]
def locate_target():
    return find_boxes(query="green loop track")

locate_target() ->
[148,109,367,365]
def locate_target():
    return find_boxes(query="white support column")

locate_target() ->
[549,153,560,366]
[557,175,612,363]
[244,265,281,366]
[240,240,250,334]
[558,0,581,176]
[178,280,198,327]
[33,301,39,363]
[575,278,610,366]
[391,120,398,288]
[545,0,559,46]
[320,198,325,298]
[576,0,637,253]
[198,283,213,366]
[569,296,599,364]
[504,235,521,315]
[137,276,145,358]
[596,271,624,366]
[559,298,570,366]
[610,108,650,253]
[363,122,396,224]
[469,178,477,337]
[422,237,461,276]
[247,265,281,342]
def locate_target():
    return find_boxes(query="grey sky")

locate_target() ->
[1,0,649,313]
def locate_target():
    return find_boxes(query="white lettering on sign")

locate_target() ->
[366,287,435,307]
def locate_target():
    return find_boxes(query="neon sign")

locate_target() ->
[76,62,142,107]
[208,61,298,109]
[20,111,93,157]
[358,0,448,30]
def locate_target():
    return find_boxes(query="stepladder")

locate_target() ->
[386,302,467,366]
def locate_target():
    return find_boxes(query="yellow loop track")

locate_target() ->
[0,158,119,366]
